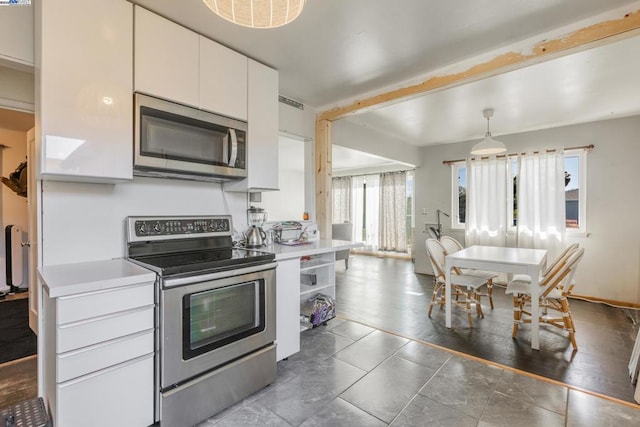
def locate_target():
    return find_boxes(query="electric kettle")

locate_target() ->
[245,225,267,248]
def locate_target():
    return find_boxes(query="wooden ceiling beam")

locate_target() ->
[318,8,640,122]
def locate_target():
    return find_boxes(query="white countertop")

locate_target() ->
[266,239,363,260]
[39,258,157,298]
[38,240,362,297]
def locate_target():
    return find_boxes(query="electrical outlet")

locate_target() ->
[421,208,428,215]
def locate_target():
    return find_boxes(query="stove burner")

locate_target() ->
[132,248,275,276]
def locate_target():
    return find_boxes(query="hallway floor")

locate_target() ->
[202,255,640,426]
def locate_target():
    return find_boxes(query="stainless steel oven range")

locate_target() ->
[125,215,277,427]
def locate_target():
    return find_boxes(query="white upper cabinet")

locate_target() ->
[37,0,133,182]
[225,59,279,191]
[199,37,248,120]
[134,6,199,108]
[0,3,33,66]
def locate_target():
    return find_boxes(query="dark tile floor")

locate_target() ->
[201,255,640,426]
[200,318,640,426]
[335,255,639,403]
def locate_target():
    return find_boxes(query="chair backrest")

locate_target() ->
[426,238,446,280]
[542,243,579,276]
[541,248,584,298]
[440,236,464,255]
[540,245,579,286]
[332,223,353,241]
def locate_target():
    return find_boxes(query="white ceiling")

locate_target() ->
[3,1,639,157]
[279,135,401,174]
[348,35,640,146]
[130,0,640,148]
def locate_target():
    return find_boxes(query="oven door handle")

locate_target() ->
[162,262,277,288]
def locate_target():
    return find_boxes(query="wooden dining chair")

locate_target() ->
[426,238,488,327]
[510,243,579,285]
[506,247,584,350]
[440,236,498,310]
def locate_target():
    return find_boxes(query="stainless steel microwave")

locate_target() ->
[134,93,247,182]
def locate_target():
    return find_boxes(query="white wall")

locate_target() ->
[260,168,305,222]
[40,178,247,265]
[414,115,640,304]
[278,99,317,221]
[0,128,28,288]
[0,66,34,112]
[333,119,422,167]
[279,100,316,140]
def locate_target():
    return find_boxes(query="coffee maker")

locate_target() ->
[245,206,268,247]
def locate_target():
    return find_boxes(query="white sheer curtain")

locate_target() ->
[516,151,566,259]
[351,176,365,243]
[352,174,380,251]
[379,171,407,252]
[332,176,352,224]
[465,156,509,247]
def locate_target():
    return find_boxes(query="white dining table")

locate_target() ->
[445,245,548,350]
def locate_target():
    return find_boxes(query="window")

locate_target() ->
[333,170,414,253]
[451,163,467,229]
[451,149,587,233]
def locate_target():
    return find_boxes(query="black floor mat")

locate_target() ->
[0,299,37,365]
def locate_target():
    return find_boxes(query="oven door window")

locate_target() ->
[183,279,265,360]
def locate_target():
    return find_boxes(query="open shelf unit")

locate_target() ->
[299,251,335,330]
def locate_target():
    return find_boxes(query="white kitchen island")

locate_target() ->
[267,239,362,361]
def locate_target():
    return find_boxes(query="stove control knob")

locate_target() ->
[138,223,148,234]
[154,222,162,233]
[210,221,217,231]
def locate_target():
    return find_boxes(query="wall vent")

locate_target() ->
[278,95,304,110]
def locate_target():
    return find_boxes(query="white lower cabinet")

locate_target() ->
[56,354,154,427]
[276,258,300,361]
[43,281,155,427]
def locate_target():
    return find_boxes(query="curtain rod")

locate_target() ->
[441,144,594,165]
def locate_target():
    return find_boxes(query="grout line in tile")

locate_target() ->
[336,314,640,410]
[334,396,390,426]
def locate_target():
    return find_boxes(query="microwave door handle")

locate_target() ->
[228,129,238,167]
[222,131,229,164]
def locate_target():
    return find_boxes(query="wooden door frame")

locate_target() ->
[26,127,40,334]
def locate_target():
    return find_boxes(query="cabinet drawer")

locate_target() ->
[57,354,154,427]
[57,330,153,383]
[57,305,154,353]
[57,282,154,324]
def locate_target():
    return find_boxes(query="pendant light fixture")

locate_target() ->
[202,0,306,29]
[471,108,507,155]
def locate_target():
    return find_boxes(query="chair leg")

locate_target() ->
[560,298,578,350]
[512,295,522,338]
[466,294,474,327]
[428,280,440,317]
[474,291,484,318]
[487,279,494,310]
